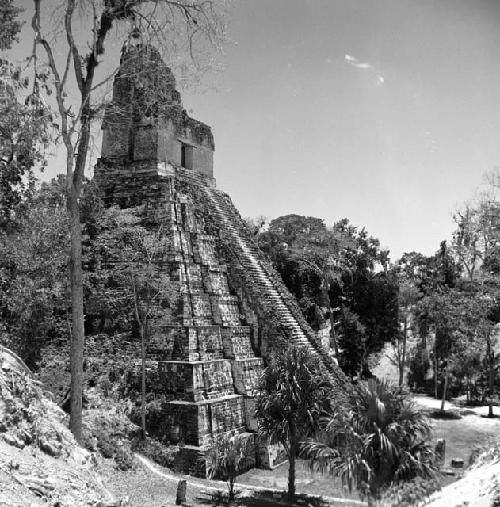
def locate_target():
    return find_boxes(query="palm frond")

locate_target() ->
[303,378,437,500]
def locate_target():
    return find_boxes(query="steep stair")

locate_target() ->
[179,175,337,372]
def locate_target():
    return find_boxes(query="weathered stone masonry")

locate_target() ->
[94,43,350,476]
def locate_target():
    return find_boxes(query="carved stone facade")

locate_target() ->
[94,44,349,476]
[100,43,214,179]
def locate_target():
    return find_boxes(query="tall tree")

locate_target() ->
[0,0,22,50]
[0,1,51,230]
[255,345,334,501]
[257,214,399,376]
[393,279,420,386]
[258,214,336,331]
[0,178,68,366]
[450,179,500,413]
[84,205,175,436]
[399,243,461,392]
[453,206,483,283]
[302,379,436,506]
[206,433,255,505]
[416,285,498,411]
[30,0,228,442]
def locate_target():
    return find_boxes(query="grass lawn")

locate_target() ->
[100,455,365,507]
[371,345,500,471]
[413,395,500,470]
[238,460,361,503]
[99,391,500,507]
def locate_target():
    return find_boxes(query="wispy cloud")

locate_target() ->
[344,54,385,85]
[345,54,371,69]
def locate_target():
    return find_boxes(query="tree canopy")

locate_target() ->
[256,214,399,378]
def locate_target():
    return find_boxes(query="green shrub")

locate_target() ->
[378,476,442,507]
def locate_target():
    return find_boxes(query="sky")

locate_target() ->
[11,0,500,260]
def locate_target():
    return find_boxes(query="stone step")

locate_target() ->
[201,188,324,363]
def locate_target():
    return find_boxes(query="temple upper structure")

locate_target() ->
[100,43,214,179]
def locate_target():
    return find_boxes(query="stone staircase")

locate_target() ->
[203,187,311,349]
[175,170,340,376]
[141,178,277,475]
[95,160,349,475]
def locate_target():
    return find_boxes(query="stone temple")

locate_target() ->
[94,43,348,475]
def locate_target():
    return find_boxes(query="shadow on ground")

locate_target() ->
[197,489,344,507]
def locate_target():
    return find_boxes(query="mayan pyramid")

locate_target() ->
[93,42,348,476]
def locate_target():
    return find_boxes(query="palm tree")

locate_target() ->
[255,345,334,501]
[206,432,255,505]
[301,379,436,506]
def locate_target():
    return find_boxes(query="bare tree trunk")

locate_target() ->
[228,476,235,505]
[288,428,296,501]
[440,369,449,412]
[488,362,494,418]
[32,0,87,444]
[434,342,439,400]
[399,320,407,386]
[132,274,147,440]
[330,312,339,357]
[67,97,91,443]
[68,191,84,443]
[141,319,147,439]
[487,336,495,418]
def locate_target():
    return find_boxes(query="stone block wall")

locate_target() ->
[93,161,269,475]
[152,189,264,453]
[202,360,235,399]
[222,327,254,359]
[197,326,224,361]
[159,361,205,402]
[173,445,206,477]
[100,45,214,178]
[209,396,247,437]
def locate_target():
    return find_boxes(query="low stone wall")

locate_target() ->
[164,394,247,447]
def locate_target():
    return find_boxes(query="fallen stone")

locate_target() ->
[89,437,98,450]
[9,459,20,470]
[3,433,25,449]
[20,428,33,445]
[451,458,465,469]
[26,475,56,490]
[39,438,61,457]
